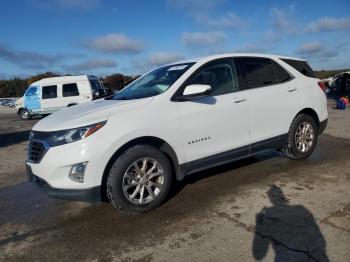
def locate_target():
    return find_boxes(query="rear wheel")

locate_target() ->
[19,109,32,120]
[283,114,318,159]
[107,145,173,215]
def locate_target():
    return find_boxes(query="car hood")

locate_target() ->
[33,97,154,132]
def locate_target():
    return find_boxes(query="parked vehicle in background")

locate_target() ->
[15,75,110,120]
[26,53,328,214]
[0,98,17,107]
[327,71,350,95]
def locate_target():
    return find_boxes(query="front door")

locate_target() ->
[24,86,41,113]
[175,58,251,167]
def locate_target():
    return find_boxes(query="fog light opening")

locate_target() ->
[69,162,88,183]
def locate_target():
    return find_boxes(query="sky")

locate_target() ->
[0,0,350,78]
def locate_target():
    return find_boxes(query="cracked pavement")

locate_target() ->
[0,102,350,261]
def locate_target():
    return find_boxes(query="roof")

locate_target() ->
[32,75,98,86]
[167,53,306,66]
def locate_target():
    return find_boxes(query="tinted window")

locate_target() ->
[238,57,276,89]
[272,61,292,83]
[281,58,316,78]
[238,57,292,89]
[62,83,79,97]
[42,85,57,99]
[187,59,239,96]
[90,80,102,91]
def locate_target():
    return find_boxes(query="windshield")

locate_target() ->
[107,63,194,100]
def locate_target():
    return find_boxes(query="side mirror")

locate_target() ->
[179,84,212,100]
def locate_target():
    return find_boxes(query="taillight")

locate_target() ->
[318,81,326,92]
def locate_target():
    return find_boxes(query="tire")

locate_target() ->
[107,144,173,215]
[19,109,32,120]
[283,114,318,160]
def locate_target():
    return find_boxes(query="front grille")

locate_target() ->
[28,140,46,163]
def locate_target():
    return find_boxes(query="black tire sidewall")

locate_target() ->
[107,145,173,214]
[19,109,31,120]
[289,114,318,159]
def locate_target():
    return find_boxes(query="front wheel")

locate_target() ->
[19,109,32,120]
[107,145,173,215]
[283,114,318,159]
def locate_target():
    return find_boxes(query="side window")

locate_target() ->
[280,59,316,78]
[42,85,57,99]
[62,83,79,97]
[272,61,292,83]
[187,59,239,96]
[238,57,291,89]
[238,57,277,89]
[25,86,38,97]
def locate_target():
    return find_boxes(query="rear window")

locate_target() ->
[281,58,316,78]
[42,85,57,99]
[62,83,79,97]
[90,80,103,91]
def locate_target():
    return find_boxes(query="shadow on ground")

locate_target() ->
[252,185,329,262]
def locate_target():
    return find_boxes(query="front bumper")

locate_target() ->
[27,164,101,203]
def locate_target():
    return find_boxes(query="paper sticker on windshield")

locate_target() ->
[167,65,188,71]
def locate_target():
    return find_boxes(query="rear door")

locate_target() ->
[235,57,302,149]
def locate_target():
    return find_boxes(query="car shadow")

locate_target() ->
[0,130,30,147]
[252,185,329,262]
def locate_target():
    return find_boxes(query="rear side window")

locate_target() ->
[42,85,57,99]
[237,57,291,89]
[90,80,102,91]
[62,83,79,97]
[281,58,316,78]
[273,62,292,83]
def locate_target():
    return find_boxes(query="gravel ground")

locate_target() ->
[0,102,349,262]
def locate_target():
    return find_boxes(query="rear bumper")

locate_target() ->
[319,119,328,135]
[26,164,101,203]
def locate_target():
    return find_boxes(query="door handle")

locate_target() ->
[288,87,297,92]
[232,97,247,103]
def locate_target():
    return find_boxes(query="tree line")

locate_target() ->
[0,72,139,98]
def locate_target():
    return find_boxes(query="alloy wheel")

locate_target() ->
[122,158,164,205]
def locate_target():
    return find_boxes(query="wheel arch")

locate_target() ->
[295,108,320,128]
[100,136,181,201]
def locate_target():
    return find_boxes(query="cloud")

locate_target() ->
[270,7,297,34]
[65,59,117,72]
[182,31,227,48]
[306,17,350,32]
[196,12,245,29]
[168,0,245,29]
[28,0,101,10]
[147,52,185,67]
[84,34,144,54]
[167,0,226,12]
[296,42,338,60]
[0,44,64,69]
[132,52,185,72]
[233,43,269,53]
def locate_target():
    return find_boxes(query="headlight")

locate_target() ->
[46,121,106,147]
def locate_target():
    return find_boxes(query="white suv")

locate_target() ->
[26,54,328,214]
